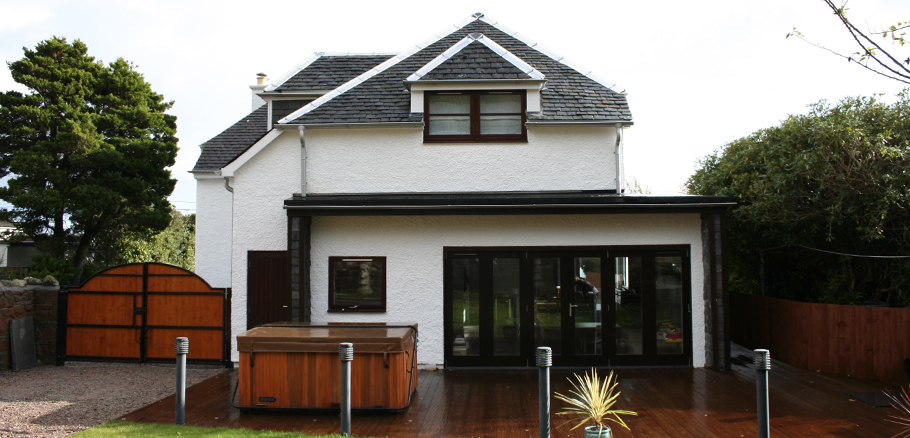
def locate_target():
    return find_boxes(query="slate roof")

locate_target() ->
[420,41,531,80]
[193,16,632,172]
[192,106,268,172]
[286,19,631,124]
[273,55,392,92]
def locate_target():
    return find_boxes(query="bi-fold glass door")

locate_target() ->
[444,247,692,367]
[445,251,529,367]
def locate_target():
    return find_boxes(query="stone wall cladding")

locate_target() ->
[0,285,59,368]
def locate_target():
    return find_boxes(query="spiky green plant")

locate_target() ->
[885,387,910,437]
[554,369,637,435]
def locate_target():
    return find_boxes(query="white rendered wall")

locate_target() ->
[228,131,301,361]
[308,213,706,368]
[305,125,618,194]
[194,176,233,288]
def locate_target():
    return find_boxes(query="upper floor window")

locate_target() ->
[424,91,526,142]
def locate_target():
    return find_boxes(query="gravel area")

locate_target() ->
[0,362,225,437]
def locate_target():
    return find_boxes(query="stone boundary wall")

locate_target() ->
[0,285,60,368]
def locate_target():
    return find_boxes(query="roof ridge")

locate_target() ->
[319,52,400,57]
[405,33,544,82]
[276,13,483,124]
[478,16,625,93]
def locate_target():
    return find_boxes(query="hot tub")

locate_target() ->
[235,323,417,411]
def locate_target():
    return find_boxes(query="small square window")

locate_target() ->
[424,91,527,142]
[328,257,386,312]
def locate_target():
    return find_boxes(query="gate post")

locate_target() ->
[55,287,68,366]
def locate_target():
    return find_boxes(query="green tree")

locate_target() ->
[0,37,178,284]
[89,209,195,272]
[788,0,909,84]
[687,93,910,306]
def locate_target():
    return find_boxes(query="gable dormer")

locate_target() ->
[405,33,545,142]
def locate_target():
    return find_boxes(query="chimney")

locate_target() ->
[249,72,268,111]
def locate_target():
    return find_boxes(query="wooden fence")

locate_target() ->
[731,292,910,383]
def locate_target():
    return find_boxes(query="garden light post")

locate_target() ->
[537,346,552,438]
[175,337,188,426]
[339,342,353,436]
[754,349,771,438]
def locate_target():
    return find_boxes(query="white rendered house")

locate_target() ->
[192,13,733,369]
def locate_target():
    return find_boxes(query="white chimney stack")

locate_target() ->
[249,73,268,111]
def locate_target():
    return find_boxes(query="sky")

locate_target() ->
[0,0,907,212]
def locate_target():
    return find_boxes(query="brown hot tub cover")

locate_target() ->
[237,325,415,354]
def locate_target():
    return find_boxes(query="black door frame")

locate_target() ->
[443,245,692,367]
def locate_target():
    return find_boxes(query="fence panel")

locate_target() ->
[731,293,910,382]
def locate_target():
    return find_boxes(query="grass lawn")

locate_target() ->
[72,421,364,438]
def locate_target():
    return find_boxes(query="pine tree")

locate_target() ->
[0,37,178,284]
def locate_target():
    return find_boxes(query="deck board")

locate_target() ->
[122,346,905,437]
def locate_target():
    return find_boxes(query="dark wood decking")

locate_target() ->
[122,348,905,437]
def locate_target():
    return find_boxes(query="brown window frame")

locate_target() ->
[328,256,387,312]
[424,90,527,143]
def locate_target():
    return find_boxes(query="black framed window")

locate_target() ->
[424,90,527,142]
[328,257,386,312]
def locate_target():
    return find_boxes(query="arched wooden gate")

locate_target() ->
[57,263,230,366]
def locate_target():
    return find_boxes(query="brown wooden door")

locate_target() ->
[247,251,292,329]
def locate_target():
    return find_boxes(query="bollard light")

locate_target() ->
[175,337,189,426]
[537,347,552,438]
[754,349,770,438]
[339,342,353,436]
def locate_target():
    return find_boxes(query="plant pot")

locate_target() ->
[584,425,612,438]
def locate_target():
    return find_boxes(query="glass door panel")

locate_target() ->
[655,256,684,355]
[614,257,643,355]
[533,257,561,355]
[451,257,480,356]
[492,257,521,356]
[573,257,602,356]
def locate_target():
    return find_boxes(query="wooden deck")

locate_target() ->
[122,347,906,437]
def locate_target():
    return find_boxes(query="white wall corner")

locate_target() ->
[410,89,424,114]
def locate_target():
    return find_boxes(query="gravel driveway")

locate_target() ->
[0,362,224,437]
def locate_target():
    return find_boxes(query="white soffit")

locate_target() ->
[405,33,545,82]
[277,16,479,125]
[479,16,626,93]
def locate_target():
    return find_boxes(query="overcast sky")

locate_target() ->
[1,0,907,212]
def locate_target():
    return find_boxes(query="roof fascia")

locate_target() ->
[284,202,735,211]
[220,129,282,177]
[276,15,480,125]
[408,80,544,90]
[526,120,634,127]
[405,33,545,82]
[191,171,223,179]
[260,91,328,98]
[479,16,627,94]
[274,122,423,130]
